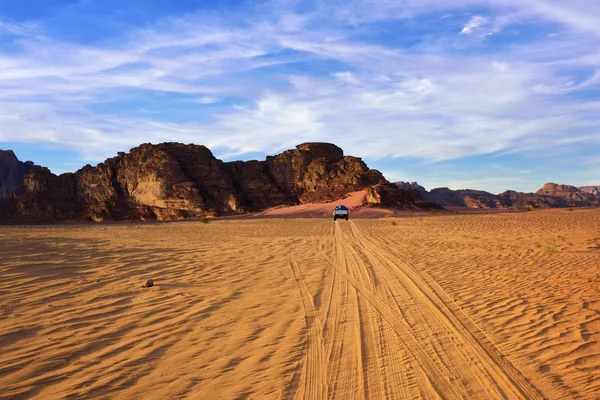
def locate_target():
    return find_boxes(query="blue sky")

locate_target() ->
[1,0,599,193]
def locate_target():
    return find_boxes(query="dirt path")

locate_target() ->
[291,220,543,399]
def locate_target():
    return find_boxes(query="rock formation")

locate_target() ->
[534,183,599,207]
[394,181,426,192]
[367,184,443,210]
[578,185,600,196]
[3,142,432,221]
[4,143,596,222]
[0,150,42,198]
[420,183,599,209]
[422,188,503,208]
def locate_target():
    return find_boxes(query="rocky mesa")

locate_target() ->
[1,142,434,222]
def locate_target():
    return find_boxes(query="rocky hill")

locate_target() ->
[421,188,503,208]
[0,150,41,198]
[1,142,435,222]
[415,182,600,209]
[579,185,600,195]
[534,183,599,206]
[394,181,426,191]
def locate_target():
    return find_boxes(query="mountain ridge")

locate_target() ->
[1,144,598,221]
[398,182,600,209]
[1,142,435,222]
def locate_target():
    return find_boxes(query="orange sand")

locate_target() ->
[252,190,390,218]
[1,209,599,399]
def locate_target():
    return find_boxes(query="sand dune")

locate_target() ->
[1,210,599,399]
[251,190,390,219]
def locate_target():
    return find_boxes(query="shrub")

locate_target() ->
[565,207,575,212]
[544,246,557,254]
[200,217,210,224]
[408,212,414,218]
[391,221,397,226]
[428,210,436,216]
[525,206,535,212]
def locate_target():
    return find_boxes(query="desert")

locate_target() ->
[3,1,600,399]
[1,209,599,399]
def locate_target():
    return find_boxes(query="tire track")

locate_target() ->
[287,222,330,400]
[289,251,328,400]
[348,220,544,400]
[333,223,384,399]
[317,222,464,399]
[291,218,542,399]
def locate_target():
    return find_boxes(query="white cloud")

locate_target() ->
[460,15,488,34]
[333,71,361,85]
[0,0,599,183]
[196,97,221,104]
[492,61,510,72]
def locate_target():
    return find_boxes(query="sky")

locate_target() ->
[1,0,599,193]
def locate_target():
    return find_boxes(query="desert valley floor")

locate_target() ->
[1,210,599,399]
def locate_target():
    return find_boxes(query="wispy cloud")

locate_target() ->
[460,15,488,34]
[0,1,599,191]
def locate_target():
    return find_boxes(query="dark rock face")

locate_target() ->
[395,181,426,192]
[259,143,385,204]
[0,150,42,198]
[422,188,503,208]
[13,168,81,219]
[367,184,443,210]
[4,142,392,221]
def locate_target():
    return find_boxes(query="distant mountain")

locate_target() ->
[1,142,436,222]
[396,182,600,209]
[395,181,426,191]
[0,150,42,198]
[535,183,599,206]
[3,143,597,222]
[579,185,600,195]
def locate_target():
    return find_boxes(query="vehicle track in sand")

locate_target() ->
[290,220,543,399]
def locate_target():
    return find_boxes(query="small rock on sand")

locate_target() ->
[143,279,154,288]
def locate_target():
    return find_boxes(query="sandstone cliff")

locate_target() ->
[422,188,503,208]
[4,142,431,221]
[534,183,599,207]
[367,184,443,210]
[0,150,42,198]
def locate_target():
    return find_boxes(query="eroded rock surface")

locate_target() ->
[0,150,42,198]
[579,186,600,195]
[4,142,405,221]
[420,183,599,209]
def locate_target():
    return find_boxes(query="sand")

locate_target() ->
[1,210,599,399]
[251,190,392,219]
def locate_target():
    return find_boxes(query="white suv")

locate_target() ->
[333,205,349,221]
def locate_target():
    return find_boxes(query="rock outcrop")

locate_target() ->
[394,181,426,192]
[422,188,503,208]
[534,183,599,207]
[420,182,599,209]
[0,150,42,198]
[367,184,443,210]
[579,186,600,195]
[4,142,418,221]
[6,143,594,222]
